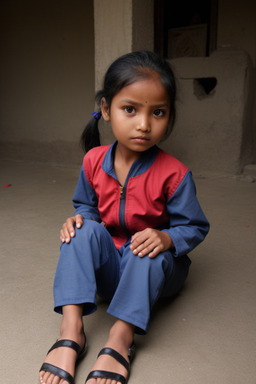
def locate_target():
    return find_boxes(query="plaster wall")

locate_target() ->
[94,0,133,91]
[218,0,256,67]
[94,0,154,146]
[159,50,253,175]
[132,0,154,52]
[97,0,256,174]
[0,0,94,163]
[217,0,256,164]
[94,0,154,90]
[0,0,255,172]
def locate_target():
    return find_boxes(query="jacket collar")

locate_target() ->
[102,141,159,180]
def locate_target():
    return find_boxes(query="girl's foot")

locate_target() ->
[40,331,85,384]
[40,306,85,384]
[86,320,135,384]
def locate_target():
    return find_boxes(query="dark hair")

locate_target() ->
[81,50,176,153]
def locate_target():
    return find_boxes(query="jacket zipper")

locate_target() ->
[120,185,124,199]
[119,184,130,237]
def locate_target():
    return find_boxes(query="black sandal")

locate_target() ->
[40,336,87,384]
[85,343,135,384]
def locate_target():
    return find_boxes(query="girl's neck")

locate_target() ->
[115,142,142,165]
[114,143,142,186]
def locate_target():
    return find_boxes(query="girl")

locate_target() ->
[40,51,209,384]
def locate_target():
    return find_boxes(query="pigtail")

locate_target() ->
[80,90,105,153]
[80,111,101,153]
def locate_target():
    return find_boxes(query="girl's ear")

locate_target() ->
[101,98,111,121]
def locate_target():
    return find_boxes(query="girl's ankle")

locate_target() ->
[60,318,84,340]
[108,320,135,348]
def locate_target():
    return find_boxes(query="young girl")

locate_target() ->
[40,51,209,384]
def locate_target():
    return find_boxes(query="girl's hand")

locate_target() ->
[60,214,83,243]
[130,228,174,258]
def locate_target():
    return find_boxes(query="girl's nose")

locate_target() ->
[137,115,151,132]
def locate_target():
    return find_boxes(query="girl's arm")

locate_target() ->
[130,171,209,258]
[60,165,100,243]
[162,170,210,257]
[72,166,101,221]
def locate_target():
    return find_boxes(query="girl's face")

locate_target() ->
[101,74,171,160]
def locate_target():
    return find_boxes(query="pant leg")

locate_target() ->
[160,254,191,298]
[107,244,191,334]
[53,219,121,315]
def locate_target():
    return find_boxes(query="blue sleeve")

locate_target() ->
[162,171,210,257]
[72,166,101,222]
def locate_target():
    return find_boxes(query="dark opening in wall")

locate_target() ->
[154,0,218,58]
[193,77,217,99]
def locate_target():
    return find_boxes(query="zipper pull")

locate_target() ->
[120,185,124,199]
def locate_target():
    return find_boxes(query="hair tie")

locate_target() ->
[91,112,101,120]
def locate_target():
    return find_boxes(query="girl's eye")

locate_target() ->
[124,106,135,114]
[153,109,165,117]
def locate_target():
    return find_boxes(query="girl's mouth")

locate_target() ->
[132,136,150,143]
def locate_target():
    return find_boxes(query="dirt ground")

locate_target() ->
[1,158,255,384]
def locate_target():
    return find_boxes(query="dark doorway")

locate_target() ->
[154,0,218,58]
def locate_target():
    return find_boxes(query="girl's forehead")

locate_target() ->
[114,77,170,105]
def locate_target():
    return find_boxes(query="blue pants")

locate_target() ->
[54,220,191,334]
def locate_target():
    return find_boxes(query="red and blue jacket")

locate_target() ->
[73,142,209,255]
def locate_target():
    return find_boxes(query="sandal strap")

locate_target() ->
[98,347,130,372]
[128,342,135,363]
[40,336,87,384]
[86,370,126,384]
[40,362,74,384]
[85,344,135,383]
[47,339,82,356]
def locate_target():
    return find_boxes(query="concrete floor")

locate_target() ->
[1,158,256,384]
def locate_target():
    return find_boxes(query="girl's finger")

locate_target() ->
[136,239,159,257]
[131,237,152,254]
[130,232,150,250]
[60,229,65,243]
[62,223,72,243]
[66,217,75,231]
[75,215,83,229]
[61,226,71,242]
[148,246,161,258]
[67,224,75,237]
